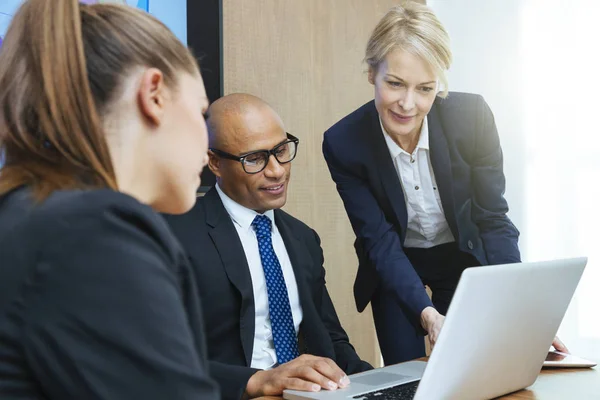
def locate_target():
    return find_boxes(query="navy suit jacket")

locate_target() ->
[163,188,372,399]
[323,92,521,329]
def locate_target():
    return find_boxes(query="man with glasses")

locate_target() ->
[163,93,372,399]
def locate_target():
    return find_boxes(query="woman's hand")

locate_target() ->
[552,336,569,353]
[420,306,445,349]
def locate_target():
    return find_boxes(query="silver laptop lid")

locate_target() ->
[414,257,587,400]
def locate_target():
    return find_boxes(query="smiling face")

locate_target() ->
[369,47,439,145]
[208,102,291,213]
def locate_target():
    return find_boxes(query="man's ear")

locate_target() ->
[208,151,222,178]
[138,68,167,126]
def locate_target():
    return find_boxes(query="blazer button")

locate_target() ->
[467,240,474,250]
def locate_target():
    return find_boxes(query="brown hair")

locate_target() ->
[0,0,199,199]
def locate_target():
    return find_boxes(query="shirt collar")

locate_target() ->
[379,115,430,159]
[216,183,276,233]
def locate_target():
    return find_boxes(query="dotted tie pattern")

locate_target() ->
[252,215,300,364]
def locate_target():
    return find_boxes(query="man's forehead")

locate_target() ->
[231,125,286,147]
[224,105,282,134]
[209,95,286,150]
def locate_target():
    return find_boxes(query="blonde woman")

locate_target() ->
[0,0,218,397]
[323,2,566,365]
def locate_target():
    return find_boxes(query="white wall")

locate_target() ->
[429,0,600,360]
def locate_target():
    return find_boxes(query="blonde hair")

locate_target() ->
[365,1,452,97]
[0,0,199,200]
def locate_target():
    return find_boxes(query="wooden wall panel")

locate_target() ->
[222,0,425,367]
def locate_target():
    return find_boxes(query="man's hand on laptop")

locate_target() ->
[245,354,351,397]
[552,336,569,353]
[421,306,445,349]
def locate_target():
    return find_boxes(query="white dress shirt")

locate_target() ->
[380,117,455,248]
[216,184,303,369]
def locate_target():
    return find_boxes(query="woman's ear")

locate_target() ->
[137,68,167,126]
[368,66,376,85]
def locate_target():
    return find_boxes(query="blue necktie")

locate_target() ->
[252,215,300,364]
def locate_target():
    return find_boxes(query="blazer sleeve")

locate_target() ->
[323,135,433,328]
[22,199,220,400]
[470,96,521,264]
[311,230,373,374]
[208,361,260,400]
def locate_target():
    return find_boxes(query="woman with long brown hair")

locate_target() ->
[0,0,219,397]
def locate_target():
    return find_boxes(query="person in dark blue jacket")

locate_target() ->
[323,2,566,365]
[0,0,218,398]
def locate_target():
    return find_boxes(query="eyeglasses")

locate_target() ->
[210,133,299,174]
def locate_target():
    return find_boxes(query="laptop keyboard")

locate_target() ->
[352,380,419,400]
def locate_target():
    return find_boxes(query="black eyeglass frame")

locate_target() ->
[209,133,300,174]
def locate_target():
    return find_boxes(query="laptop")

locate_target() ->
[284,257,587,400]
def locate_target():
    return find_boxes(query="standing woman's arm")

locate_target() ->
[323,135,432,329]
[470,95,521,265]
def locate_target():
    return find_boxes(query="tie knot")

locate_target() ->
[252,215,272,238]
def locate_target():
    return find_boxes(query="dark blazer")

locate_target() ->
[0,187,219,399]
[164,187,372,399]
[323,92,521,328]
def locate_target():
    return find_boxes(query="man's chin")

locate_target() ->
[258,193,287,211]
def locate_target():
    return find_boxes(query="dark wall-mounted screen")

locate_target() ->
[187,0,221,191]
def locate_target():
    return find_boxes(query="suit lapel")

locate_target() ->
[427,102,459,239]
[204,188,255,366]
[368,105,409,242]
